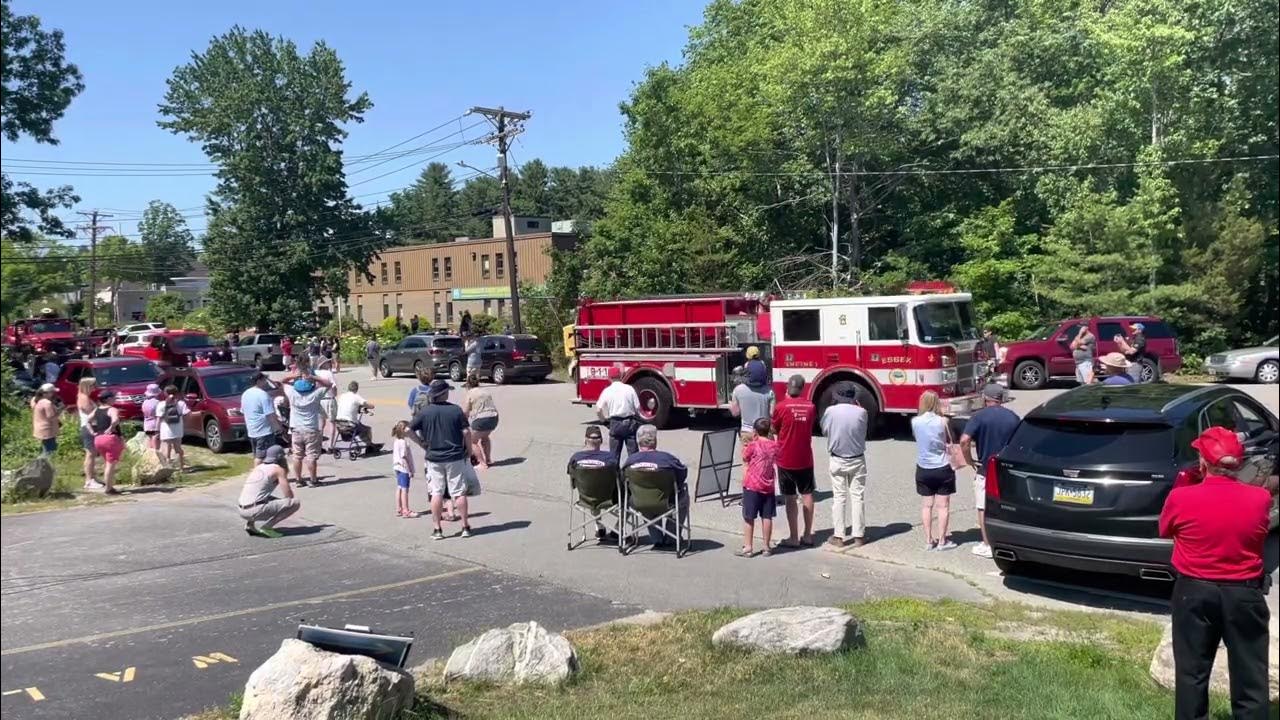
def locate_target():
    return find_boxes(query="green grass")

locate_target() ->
[185,599,1241,720]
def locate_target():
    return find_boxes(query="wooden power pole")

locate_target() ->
[468,105,531,333]
[76,209,113,330]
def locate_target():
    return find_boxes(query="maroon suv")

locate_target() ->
[55,357,165,420]
[167,365,281,453]
[998,316,1182,389]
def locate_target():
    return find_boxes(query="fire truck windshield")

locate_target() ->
[913,301,978,344]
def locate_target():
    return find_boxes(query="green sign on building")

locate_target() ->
[451,286,511,300]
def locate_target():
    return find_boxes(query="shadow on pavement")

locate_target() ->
[488,457,526,467]
[469,520,532,536]
[275,524,333,536]
[315,475,384,486]
[949,528,983,545]
[999,563,1172,615]
[868,522,913,542]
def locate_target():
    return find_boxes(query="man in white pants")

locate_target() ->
[821,386,869,548]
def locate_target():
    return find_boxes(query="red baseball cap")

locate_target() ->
[1191,426,1244,469]
[607,366,622,379]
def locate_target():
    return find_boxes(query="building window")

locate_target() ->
[525,220,540,230]
[434,302,442,325]
[395,293,403,319]
[393,261,402,284]
[497,299,505,316]
[444,257,453,280]
[481,254,491,279]
[432,258,440,282]
[382,294,389,319]
[446,300,454,325]
[380,262,388,285]
[483,299,492,314]
[355,272,361,286]
[495,252,504,278]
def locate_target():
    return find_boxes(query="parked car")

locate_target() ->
[984,383,1279,582]
[232,333,286,369]
[999,316,1181,389]
[449,334,552,384]
[117,331,160,355]
[120,330,218,367]
[54,357,165,420]
[117,322,166,337]
[379,334,464,378]
[1203,335,1279,384]
[167,365,282,452]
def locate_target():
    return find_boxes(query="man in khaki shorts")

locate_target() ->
[410,379,479,540]
[238,445,300,538]
[283,374,332,487]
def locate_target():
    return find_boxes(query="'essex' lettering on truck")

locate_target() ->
[571,292,984,429]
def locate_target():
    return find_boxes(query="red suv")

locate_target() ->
[120,330,218,367]
[998,316,1181,390]
[167,365,281,453]
[55,357,165,420]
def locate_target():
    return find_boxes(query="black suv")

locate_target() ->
[448,334,552,384]
[378,334,464,378]
[985,384,1278,581]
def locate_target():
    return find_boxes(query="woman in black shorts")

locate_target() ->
[911,391,957,551]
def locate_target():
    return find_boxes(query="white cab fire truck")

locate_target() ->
[573,292,985,429]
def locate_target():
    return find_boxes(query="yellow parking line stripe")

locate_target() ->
[0,566,482,656]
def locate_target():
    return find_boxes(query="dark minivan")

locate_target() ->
[985,384,1278,581]
[449,334,552,384]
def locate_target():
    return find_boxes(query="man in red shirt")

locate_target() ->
[772,374,817,548]
[1158,426,1272,720]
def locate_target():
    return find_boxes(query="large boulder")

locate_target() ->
[1,457,54,499]
[239,639,414,720]
[712,606,866,655]
[444,621,579,685]
[130,448,175,486]
[1150,619,1279,702]
[125,431,150,457]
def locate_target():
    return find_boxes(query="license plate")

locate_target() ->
[1053,483,1094,505]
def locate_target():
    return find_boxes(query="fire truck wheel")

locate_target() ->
[632,376,673,429]
[818,380,879,434]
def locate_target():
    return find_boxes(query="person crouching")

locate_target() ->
[238,445,300,538]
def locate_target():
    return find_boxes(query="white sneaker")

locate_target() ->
[84,479,105,490]
[972,542,993,559]
[937,540,958,551]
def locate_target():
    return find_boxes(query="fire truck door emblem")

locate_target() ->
[888,369,909,385]
[838,314,847,326]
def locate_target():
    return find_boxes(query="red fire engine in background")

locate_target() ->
[573,291,985,429]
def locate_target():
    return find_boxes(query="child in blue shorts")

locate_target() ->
[392,421,420,518]
[739,416,779,557]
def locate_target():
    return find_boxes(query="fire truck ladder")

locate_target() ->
[576,323,742,352]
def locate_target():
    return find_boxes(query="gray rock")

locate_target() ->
[1150,619,1279,702]
[2,457,54,499]
[712,606,865,655]
[444,621,579,685]
[239,639,414,720]
[130,448,175,486]
[125,431,148,457]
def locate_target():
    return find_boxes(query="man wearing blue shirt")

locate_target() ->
[1099,352,1136,385]
[568,425,620,543]
[240,372,283,465]
[622,424,688,546]
[961,383,1020,559]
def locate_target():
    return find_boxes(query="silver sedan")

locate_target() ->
[1203,335,1279,383]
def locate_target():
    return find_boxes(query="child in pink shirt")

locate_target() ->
[739,416,779,557]
[140,384,162,450]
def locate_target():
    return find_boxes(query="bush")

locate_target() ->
[376,316,406,346]
[182,307,219,332]
[469,313,503,336]
[146,293,188,326]
[320,315,367,339]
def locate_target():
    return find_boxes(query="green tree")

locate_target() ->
[0,0,83,242]
[385,163,462,244]
[136,200,196,284]
[0,238,78,322]
[146,293,188,326]
[95,235,149,326]
[158,26,381,331]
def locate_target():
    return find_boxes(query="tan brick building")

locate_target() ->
[317,216,576,331]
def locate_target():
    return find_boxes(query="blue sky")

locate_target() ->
[1,0,705,240]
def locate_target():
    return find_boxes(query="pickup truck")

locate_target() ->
[232,333,286,369]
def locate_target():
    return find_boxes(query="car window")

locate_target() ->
[402,337,424,349]
[203,371,257,398]
[433,337,463,350]
[1229,398,1274,438]
[514,337,547,353]
[64,365,83,383]
[1059,323,1083,342]
[123,335,138,344]
[1143,322,1176,339]
[172,334,213,350]
[96,362,162,386]
[1097,322,1126,341]
[867,307,898,341]
[1201,398,1237,431]
[781,309,821,342]
[257,334,283,345]
[1011,418,1175,463]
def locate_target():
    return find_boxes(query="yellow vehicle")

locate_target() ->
[563,324,578,380]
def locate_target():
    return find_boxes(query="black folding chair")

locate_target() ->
[623,466,689,558]
[567,461,624,553]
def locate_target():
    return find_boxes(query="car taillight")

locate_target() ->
[512,349,526,361]
[1174,466,1201,488]
[430,348,443,356]
[984,456,1001,501]
[941,347,956,367]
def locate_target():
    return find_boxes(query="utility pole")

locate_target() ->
[468,105,531,333]
[76,210,113,330]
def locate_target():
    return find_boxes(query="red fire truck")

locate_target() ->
[573,292,986,429]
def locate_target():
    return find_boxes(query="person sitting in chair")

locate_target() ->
[335,381,374,445]
[568,424,620,544]
[622,424,688,546]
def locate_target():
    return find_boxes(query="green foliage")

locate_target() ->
[136,200,196,285]
[469,313,502,336]
[319,314,367,338]
[158,26,381,332]
[181,307,218,332]
[376,316,405,345]
[146,293,188,326]
[582,0,1278,353]
[0,0,84,243]
[1,238,79,322]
